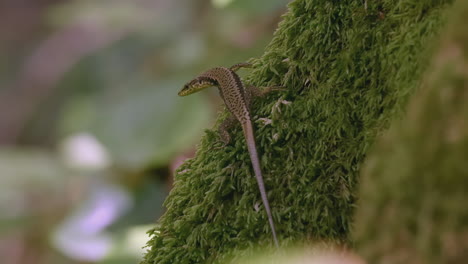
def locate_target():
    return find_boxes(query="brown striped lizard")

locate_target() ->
[178,62,282,248]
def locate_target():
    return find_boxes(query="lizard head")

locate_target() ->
[178,77,216,96]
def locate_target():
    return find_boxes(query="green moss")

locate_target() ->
[354,0,468,263]
[142,0,454,263]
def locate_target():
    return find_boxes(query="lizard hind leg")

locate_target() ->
[218,115,237,145]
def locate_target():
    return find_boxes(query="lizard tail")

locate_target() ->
[242,121,279,248]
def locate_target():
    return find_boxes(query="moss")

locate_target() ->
[142,0,454,263]
[354,0,468,263]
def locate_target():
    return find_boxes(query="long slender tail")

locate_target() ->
[242,121,279,248]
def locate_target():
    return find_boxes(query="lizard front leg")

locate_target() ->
[229,62,252,72]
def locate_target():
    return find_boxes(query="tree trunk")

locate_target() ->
[354,0,468,263]
[142,0,454,263]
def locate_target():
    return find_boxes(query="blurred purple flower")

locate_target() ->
[52,183,132,261]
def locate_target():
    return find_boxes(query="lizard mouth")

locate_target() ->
[178,85,190,96]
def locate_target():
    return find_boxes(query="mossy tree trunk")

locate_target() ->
[354,1,468,263]
[142,0,454,263]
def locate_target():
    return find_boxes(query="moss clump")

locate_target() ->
[142,0,453,263]
[354,1,468,263]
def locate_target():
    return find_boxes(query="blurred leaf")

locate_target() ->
[91,78,211,169]
[212,0,235,8]
[48,1,155,30]
[48,0,194,40]
[98,224,153,264]
[222,0,288,15]
[162,33,206,68]
[56,34,213,170]
[0,148,68,187]
[108,181,168,230]
[0,215,34,234]
[0,148,70,232]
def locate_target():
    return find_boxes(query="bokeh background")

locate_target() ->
[0,0,289,263]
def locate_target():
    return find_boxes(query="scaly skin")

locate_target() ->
[178,63,279,248]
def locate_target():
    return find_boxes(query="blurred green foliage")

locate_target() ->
[0,0,287,263]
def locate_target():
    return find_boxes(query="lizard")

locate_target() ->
[178,62,281,248]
